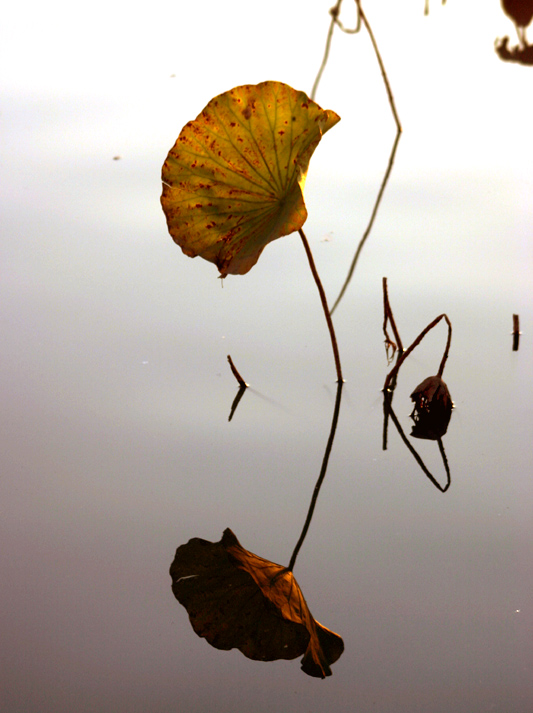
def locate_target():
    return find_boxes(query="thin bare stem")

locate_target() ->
[512,313,520,351]
[381,277,403,449]
[299,229,343,383]
[355,1,402,133]
[311,1,342,101]
[437,315,452,377]
[288,381,344,571]
[383,393,451,492]
[330,2,402,314]
[382,276,403,355]
[382,392,390,451]
[437,437,451,489]
[383,314,452,392]
[331,132,401,314]
[228,385,247,422]
[227,354,247,388]
[425,0,448,16]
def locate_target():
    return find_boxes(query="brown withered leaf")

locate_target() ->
[169,528,344,678]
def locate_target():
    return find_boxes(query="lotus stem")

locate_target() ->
[298,229,343,383]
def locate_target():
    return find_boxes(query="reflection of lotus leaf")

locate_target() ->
[161,81,340,277]
[169,528,344,678]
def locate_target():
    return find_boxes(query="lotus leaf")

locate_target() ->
[161,81,340,276]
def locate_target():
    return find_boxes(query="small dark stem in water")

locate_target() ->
[381,277,404,449]
[512,313,520,351]
[227,354,248,388]
[228,385,247,422]
[382,276,404,355]
[299,229,343,383]
[287,381,344,572]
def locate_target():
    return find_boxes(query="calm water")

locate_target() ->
[2,1,532,711]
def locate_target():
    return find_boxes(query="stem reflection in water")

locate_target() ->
[381,278,453,492]
[287,380,344,572]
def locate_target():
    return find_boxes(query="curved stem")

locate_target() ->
[383,314,451,392]
[330,130,401,314]
[299,228,343,383]
[227,354,248,388]
[382,276,404,354]
[310,0,341,100]
[355,1,402,133]
[288,380,344,571]
[330,1,402,314]
[437,315,452,377]
[383,392,451,493]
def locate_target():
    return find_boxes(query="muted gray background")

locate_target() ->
[1,1,532,711]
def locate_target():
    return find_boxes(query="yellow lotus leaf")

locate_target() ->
[169,528,344,678]
[161,81,340,277]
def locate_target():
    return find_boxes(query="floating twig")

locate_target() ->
[227,355,248,422]
[227,354,248,388]
[512,313,520,351]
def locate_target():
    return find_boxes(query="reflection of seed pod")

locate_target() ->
[410,375,453,440]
